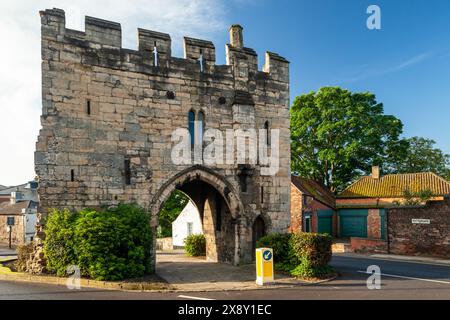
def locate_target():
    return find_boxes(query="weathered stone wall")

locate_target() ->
[35,8,290,266]
[387,198,450,258]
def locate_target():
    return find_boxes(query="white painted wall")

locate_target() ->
[172,201,203,247]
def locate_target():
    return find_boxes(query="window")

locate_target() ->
[199,49,204,72]
[70,169,75,182]
[261,186,264,203]
[188,110,195,147]
[124,159,131,185]
[86,99,91,115]
[304,215,312,233]
[264,121,270,146]
[153,42,158,66]
[188,110,205,147]
[197,111,205,146]
[239,175,247,193]
[187,222,193,236]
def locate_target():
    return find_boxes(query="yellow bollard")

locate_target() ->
[255,247,274,285]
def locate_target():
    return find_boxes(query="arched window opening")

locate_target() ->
[196,111,205,146]
[188,110,195,147]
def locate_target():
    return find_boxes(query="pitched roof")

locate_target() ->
[338,172,450,198]
[0,200,33,215]
[291,176,335,208]
[0,183,27,195]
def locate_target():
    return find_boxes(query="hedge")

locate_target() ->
[256,233,298,272]
[184,234,206,257]
[43,204,152,281]
[257,232,333,278]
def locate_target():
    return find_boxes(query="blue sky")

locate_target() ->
[0,0,449,185]
[221,0,450,153]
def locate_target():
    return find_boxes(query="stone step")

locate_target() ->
[332,242,353,253]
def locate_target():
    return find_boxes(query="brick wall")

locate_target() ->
[387,198,450,258]
[289,185,303,232]
[351,237,387,253]
[0,215,24,246]
[367,209,381,239]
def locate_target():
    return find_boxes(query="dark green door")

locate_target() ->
[317,210,333,235]
[339,209,368,238]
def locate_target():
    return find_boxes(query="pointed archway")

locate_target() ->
[149,165,246,269]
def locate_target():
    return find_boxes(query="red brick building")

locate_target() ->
[336,167,450,254]
[290,176,336,236]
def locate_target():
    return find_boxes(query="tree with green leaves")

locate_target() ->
[157,190,190,238]
[388,136,450,180]
[290,87,407,193]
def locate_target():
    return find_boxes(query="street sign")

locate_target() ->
[256,248,274,285]
[412,219,431,225]
[7,217,14,226]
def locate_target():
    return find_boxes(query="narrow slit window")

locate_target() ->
[188,110,195,147]
[153,42,158,67]
[264,121,270,146]
[86,99,91,115]
[70,169,75,182]
[124,159,131,185]
[199,49,204,72]
[261,186,264,203]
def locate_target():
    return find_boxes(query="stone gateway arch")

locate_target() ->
[35,8,291,269]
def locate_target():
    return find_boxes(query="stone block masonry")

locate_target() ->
[35,8,290,268]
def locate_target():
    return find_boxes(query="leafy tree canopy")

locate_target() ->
[158,190,189,238]
[387,136,450,180]
[290,87,407,192]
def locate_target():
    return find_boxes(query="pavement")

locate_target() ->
[1,253,450,299]
[155,250,313,291]
[0,246,17,260]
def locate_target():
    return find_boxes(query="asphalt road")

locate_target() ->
[1,254,449,300]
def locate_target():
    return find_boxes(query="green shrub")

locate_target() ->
[257,232,333,278]
[256,233,298,272]
[289,232,333,278]
[43,208,79,276]
[43,204,152,281]
[184,234,206,256]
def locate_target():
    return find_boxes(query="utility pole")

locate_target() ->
[9,226,12,249]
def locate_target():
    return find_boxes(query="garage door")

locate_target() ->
[317,210,333,235]
[339,209,368,238]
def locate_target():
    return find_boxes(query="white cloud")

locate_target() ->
[0,0,228,186]
[340,52,433,83]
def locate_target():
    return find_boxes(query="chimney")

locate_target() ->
[229,24,243,49]
[372,166,380,179]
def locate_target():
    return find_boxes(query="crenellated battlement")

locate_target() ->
[39,8,289,83]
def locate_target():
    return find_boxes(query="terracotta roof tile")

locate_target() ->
[291,176,335,208]
[338,172,450,198]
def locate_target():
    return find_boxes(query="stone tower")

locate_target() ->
[35,8,290,267]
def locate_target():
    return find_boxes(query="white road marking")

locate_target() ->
[178,295,215,300]
[357,270,450,285]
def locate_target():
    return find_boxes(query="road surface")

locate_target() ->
[1,254,449,300]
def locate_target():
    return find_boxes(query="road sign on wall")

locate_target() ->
[412,219,431,225]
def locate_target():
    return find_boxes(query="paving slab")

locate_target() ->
[155,250,316,292]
